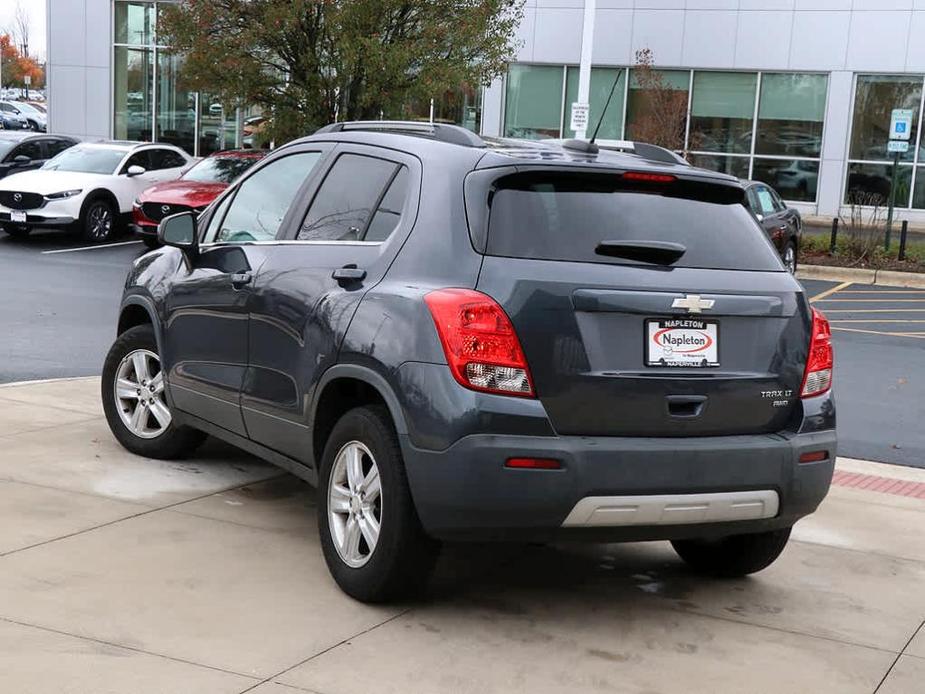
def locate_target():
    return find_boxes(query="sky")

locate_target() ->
[0,0,46,61]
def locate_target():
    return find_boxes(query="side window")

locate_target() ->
[298,154,399,241]
[745,187,760,215]
[121,151,150,173]
[0,103,13,113]
[769,188,786,211]
[11,140,43,161]
[150,148,187,170]
[46,139,74,157]
[211,152,322,244]
[755,186,777,216]
[364,167,409,242]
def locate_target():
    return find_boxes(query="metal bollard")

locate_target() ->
[829,217,838,255]
[899,220,908,261]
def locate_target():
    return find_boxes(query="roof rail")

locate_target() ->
[593,139,691,167]
[315,120,486,148]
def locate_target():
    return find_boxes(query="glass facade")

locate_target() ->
[845,74,925,209]
[113,0,240,155]
[502,64,828,202]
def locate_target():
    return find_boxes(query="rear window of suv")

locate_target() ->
[485,171,782,271]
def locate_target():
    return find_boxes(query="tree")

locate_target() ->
[159,0,524,144]
[0,34,44,90]
[625,48,690,153]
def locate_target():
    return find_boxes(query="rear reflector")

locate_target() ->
[505,457,561,470]
[622,171,676,183]
[424,288,534,397]
[801,308,833,398]
[799,450,829,464]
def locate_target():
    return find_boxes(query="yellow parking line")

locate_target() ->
[815,298,925,302]
[822,308,925,313]
[830,319,925,323]
[809,281,852,303]
[832,327,925,339]
[836,290,925,294]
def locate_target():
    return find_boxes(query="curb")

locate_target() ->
[797,264,925,289]
[0,375,98,389]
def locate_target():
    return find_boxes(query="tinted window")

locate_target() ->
[150,148,187,170]
[298,154,398,241]
[11,140,42,161]
[486,172,780,272]
[0,141,15,160]
[214,152,322,243]
[121,151,151,173]
[0,103,14,113]
[46,139,74,157]
[364,167,409,242]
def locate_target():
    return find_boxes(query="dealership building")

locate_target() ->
[48,0,925,219]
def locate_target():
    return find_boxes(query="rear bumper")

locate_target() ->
[402,427,835,542]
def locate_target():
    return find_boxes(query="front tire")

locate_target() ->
[318,405,439,602]
[80,198,117,243]
[671,527,792,578]
[101,324,206,459]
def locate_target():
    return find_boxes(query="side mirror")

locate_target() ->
[126,165,146,177]
[158,211,199,259]
[12,155,31,165]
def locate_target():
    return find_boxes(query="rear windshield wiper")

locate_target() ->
[595,240,686,265]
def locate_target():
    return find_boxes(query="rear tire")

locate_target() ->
[671,527,792,578]
[101,324,206,460]
[1,223,31,238]
[318,405,439,602]
[80,198,117,243]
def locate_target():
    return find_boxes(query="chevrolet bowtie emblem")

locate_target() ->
[671,294,715,314]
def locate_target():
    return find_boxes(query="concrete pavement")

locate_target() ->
[0,377,923,694]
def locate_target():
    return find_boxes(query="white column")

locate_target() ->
[574,0,596,140]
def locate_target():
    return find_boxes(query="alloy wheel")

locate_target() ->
[88,203,112,240]
[784,245,796,274]
[113,349,170,439]
[328,441,382,568]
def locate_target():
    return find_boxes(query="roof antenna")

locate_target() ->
[590,71,621,144]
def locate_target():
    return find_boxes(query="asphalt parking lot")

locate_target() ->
[0,233,921,468]
[0,377,923,694]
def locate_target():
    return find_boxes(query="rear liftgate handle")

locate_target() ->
[666,395,708,419]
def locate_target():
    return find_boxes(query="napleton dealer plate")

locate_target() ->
[646,318,719,367]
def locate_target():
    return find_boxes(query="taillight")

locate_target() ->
[622,171,676,183]
[424,288,534,397]
[801,308,833,398]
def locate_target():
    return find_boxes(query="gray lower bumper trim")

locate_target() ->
[561,490,780,527]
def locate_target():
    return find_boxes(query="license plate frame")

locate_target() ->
[646,318,720,368]
[10,210,27,223]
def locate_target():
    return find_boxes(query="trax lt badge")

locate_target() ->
[671,294,715,314]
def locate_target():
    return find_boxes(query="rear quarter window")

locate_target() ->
[485,172,783,272]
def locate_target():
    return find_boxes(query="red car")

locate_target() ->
[132,149,267,248]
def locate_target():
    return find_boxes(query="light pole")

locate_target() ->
[574,0,596,140]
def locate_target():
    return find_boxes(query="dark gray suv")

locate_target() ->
[102,122,836,602]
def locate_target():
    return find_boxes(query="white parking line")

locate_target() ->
[42,240,142,255]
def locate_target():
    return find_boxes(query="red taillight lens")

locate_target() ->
[505,457,561,470]
[424,288,534,397]
[622,171,676,183]
[799,450,829,464]
[801,308,833,398]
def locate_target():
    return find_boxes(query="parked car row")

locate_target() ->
[0,101,47,132]
[99,122,834,602]
[0,137,265,243]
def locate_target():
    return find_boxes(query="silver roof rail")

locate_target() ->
[315,120,486,148]
[593,139,691,167]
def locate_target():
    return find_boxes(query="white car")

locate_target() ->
[0,141,192,242]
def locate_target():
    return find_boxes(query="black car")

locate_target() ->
[101,122,836,602]
[0,133,78,180]
[742,180,802,273]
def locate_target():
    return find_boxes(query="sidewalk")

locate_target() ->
[0,377,922,694]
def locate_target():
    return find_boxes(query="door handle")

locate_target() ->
[230,271,253,289]
[332,265,367,285]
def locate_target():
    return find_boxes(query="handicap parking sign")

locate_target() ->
[890,109,914,141]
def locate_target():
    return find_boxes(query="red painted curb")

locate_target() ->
[832,470,925,499]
